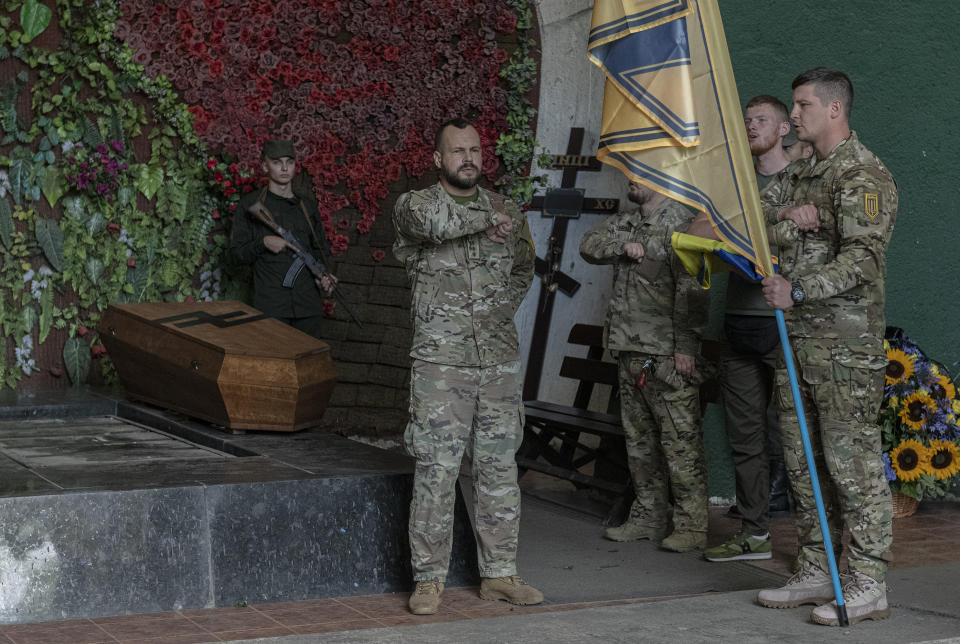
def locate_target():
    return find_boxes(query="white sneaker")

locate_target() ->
[757,565,834,608]
[811,571,889,626]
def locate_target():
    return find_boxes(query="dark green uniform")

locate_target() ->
[229,189,330,337]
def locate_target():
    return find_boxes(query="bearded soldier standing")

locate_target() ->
[393,118,541,615]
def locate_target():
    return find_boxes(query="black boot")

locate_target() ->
[768,459,791,514]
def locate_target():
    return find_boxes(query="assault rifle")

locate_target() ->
[247,201,363,328]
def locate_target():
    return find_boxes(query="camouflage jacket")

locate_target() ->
[579,198,708,356]
[393,182,535,367]
[761,131,898,342]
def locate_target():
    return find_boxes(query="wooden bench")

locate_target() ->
[518,324,631,501]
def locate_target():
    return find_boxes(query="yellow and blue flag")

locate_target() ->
[671,231,778,289]
[587,0,774,279]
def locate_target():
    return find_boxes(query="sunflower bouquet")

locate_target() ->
[879,328,960,500]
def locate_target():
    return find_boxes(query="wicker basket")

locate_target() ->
[892,492,919,518]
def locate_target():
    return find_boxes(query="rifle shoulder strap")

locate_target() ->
[297,197,325,252]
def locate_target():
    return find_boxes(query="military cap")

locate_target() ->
[262,139,296,160]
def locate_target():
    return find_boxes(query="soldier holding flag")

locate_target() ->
[757,67,897,626]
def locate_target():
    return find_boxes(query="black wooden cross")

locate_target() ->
[522,127,619,401]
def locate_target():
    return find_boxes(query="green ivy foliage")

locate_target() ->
[496,0,550,205]
[0,0,230,388]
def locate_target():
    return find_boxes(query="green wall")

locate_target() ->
[724,1,960,365]
[702,2,960,499]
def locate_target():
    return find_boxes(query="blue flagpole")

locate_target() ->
[774,308,849,627]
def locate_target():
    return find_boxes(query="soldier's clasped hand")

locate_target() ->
[624,242,645,262]
[777,204,819,231]
[486,212,513,244]
[263,235,293,253]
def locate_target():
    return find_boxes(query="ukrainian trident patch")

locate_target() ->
[864,193,879,219]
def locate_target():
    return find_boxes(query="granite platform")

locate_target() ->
[0,389,478,624]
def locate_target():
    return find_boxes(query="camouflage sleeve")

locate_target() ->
[796,167,897,301]
[507,213,535,312]
[759,166,795,225]
[393,190,498,245]
[769,220,800,248]
[579,212,633,264]
[229,198,267,265]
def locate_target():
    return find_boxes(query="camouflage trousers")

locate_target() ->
[618,352,708,533]
[775,338,893,581]
[404,359,523,582]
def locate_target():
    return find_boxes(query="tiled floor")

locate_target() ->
[709,498,960,576]
[1,500,957,643]
[0,591,667,643]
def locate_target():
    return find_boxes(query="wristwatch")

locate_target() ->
[790,281,806,305]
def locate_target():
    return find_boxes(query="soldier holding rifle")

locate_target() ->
[229,140,338,338]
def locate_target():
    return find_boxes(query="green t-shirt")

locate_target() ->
[451,191,480,205]
[756,171,777,191]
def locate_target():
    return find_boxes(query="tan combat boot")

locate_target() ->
[408,580,444,615]
[757,564,833,608]
[660,530,707,552]
[479,576,544,605]
[811,571,889,625]
[603,521,667,543]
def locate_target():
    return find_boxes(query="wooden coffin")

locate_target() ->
[98,301,336,431]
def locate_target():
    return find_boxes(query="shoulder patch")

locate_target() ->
[864,193,879,219]
[521,221,535,252]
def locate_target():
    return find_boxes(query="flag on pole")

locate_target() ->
[587,0,774,278]
[671,231,778,289]
[588,2,852,623]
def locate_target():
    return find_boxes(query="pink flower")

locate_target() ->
[372,249,386,262]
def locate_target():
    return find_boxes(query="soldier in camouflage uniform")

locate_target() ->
[756,68,897,626]
[580,182,710,553]
[392,118,541,616]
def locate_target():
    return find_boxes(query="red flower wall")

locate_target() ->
[115,0,518,254]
